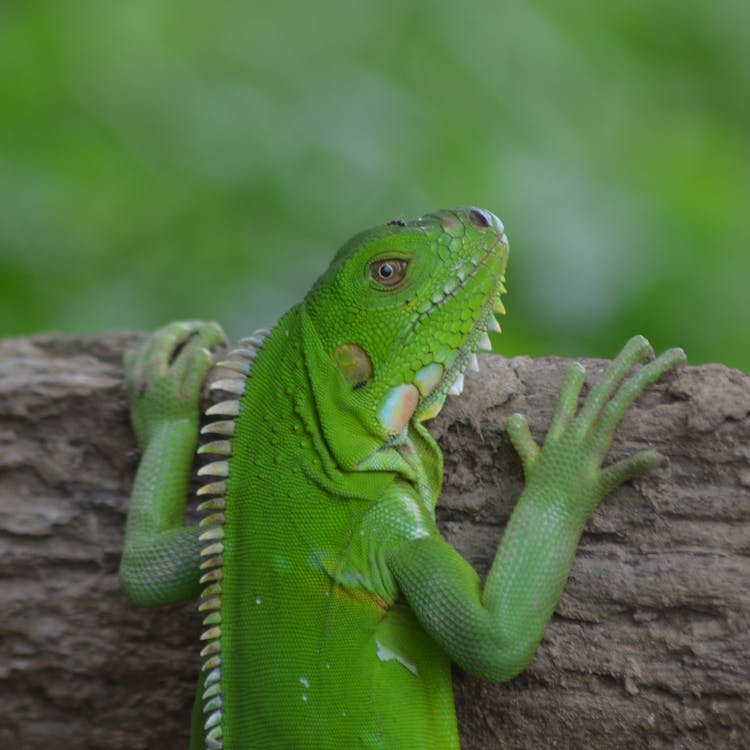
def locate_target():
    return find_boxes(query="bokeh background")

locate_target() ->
[1,1,748,370]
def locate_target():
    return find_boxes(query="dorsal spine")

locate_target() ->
[195,328,271,750]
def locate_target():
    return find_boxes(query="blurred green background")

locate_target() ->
[1,0,748,370]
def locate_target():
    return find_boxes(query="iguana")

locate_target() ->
[119,206,686,749]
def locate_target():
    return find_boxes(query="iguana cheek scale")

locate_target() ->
[120,207,686,749]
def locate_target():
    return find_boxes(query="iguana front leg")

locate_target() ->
[119,321,225,607]
[388,335,686,680]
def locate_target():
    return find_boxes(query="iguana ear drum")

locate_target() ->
[334,343,373,389]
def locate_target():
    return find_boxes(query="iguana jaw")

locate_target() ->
[375,310,507,443]
[411,284,507,424]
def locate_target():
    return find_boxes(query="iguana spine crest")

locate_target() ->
[196,328,271,750]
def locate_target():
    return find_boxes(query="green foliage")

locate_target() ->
[1,0,747,369]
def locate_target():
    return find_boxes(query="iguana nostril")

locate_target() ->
[468,208,491,230]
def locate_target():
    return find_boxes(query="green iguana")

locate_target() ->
[119,207,686,749]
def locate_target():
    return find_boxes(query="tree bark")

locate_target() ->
[0,332,748,749]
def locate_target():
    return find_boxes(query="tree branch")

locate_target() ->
[0,333,748,749]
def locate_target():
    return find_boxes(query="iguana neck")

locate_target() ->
[237,304,431,505]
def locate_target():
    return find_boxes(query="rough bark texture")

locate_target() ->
[0,332,748,750]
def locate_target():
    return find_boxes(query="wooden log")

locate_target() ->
[0,333,747,748]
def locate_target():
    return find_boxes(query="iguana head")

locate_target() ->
[303,207,509,442]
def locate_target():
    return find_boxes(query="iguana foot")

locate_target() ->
[123,321,226,449]
[507,335,687,519]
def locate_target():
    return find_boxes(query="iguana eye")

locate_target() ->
[371,259,407,287]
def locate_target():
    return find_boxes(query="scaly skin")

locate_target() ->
[119,207,686,749]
